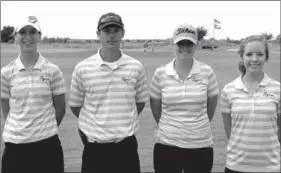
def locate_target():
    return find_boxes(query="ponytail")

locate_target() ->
[238,61,246,75]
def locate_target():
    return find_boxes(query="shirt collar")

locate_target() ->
[15,55,25,71]
[94,48,128,67]
[259,73,271,86]
[166,58,201,77]
[234,73,271,90]
[15,53,45,71]
[33,53,45,70]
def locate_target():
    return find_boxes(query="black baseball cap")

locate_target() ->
[97,12,124,30]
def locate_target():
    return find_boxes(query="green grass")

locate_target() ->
[1,47,280,172]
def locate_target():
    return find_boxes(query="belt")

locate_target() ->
[89,135,135,145]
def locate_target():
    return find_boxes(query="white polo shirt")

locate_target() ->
[220,74,280,172]
[1,54,66,143]
[150,58,219,148]
[69,49,149,143]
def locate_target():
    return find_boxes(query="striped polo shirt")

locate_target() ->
[1,54,66,144]
[69,49,149,143]
[220,74,280,172]
[150,58,219,148]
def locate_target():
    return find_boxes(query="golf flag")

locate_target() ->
[28,16,38,24]
[213,18,221,30]
[214,24,221,29]
[214,18,220,24]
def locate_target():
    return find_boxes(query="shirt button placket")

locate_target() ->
[29,72,32,96]
[253,92,259,114]
[184,80,188,98]
[251,93,256,114]
[108,74,112,115]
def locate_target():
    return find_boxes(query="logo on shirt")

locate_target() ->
[121,76,131,83]
[263,91,275,97]
[39,76,50,82]
[191,76,202,83]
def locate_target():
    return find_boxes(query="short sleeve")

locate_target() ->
[220,86,231,114]
[207,67,219,97]
[1,69,11,99]
[135,64,149,103]
[69,66,85,107]
[51,67,66,95]
[150,69,162,100]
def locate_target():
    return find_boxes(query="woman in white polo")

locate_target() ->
[1,16,66,173]
[150,23,219,173]
[220,35,280,173]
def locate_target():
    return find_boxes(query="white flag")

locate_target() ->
[28,16,38,24]
[213,18,221,29]
[214,24,221,30]
[214,18,220,24]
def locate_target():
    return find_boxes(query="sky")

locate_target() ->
[1,1,280,40]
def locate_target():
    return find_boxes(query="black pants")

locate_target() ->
[154,143,213,173]
[81,135,140,173]
[78,128,88,146]
[224,167,249,173]
[1,135,64,173]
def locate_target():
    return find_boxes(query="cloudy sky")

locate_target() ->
[1,1,280,40]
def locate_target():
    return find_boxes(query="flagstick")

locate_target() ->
[213,20,215,50]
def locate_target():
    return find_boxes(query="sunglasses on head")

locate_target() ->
[100,15,122,23]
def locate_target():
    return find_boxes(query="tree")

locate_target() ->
[197,26,208,41]
[226,37,231,43]
[275,34,280,42]
[1,26,15,43]
[261,32,273,40]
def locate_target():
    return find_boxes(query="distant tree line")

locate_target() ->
[42,36,70,43]
[225,37,242,45]
[1,25,280,44]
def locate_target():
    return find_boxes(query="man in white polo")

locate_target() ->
[69,12,149,173]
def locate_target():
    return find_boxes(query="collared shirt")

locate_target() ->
[69,49,149,143]
[220,74,280,172]
[1,54,66,143]
[150,58,219,148]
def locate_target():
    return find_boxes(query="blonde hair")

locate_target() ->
[238,35,269,75]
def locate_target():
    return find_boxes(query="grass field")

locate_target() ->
[1,45,280,172]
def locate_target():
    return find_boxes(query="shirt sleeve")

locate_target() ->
[1,69,11,99]
[69,66,85,107]
[135,64,149,103]
[207,67,219,97]
[150,69,162,100]
[51,67,66,95]
[220,86,231,114]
